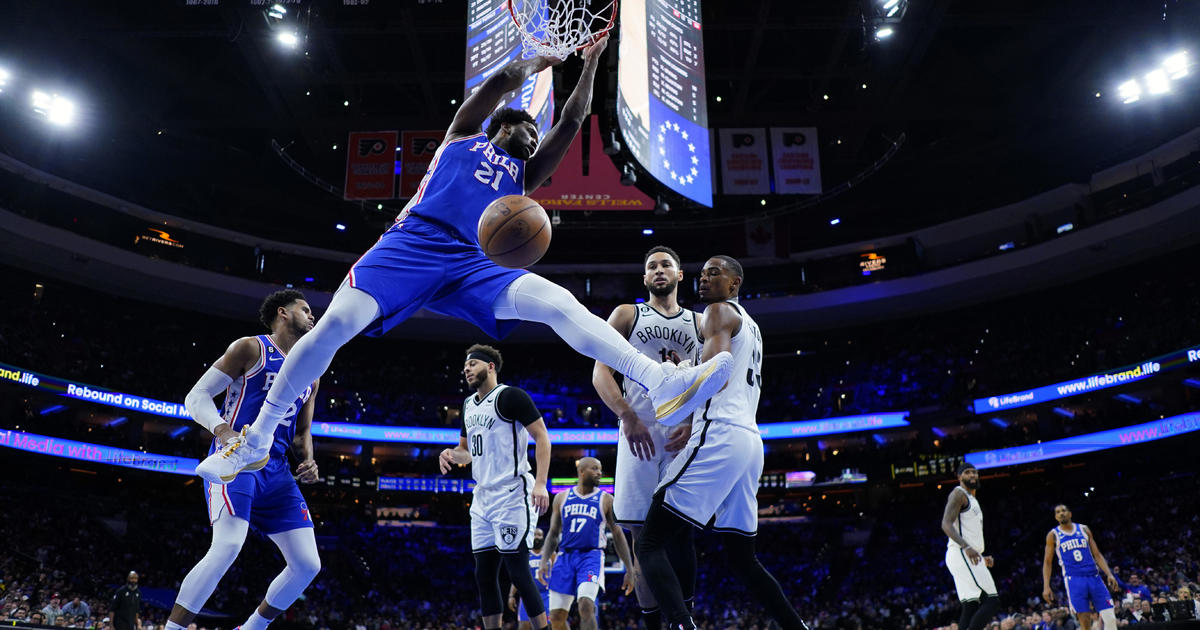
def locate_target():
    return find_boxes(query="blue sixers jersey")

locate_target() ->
[560,488,607,551]
[1053,524,1099,577]
[400,132,525,245]
[214,335,313,461]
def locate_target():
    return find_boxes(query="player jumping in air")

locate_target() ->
[197,36,732,488]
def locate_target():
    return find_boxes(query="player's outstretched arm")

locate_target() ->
[448,56,562,141]
[525,35,609,192]
[1084,526,1119,589]
[538,492,567,584]
[439,437,471,474]
[291,379,320,484]
[941,488,980,563]
[603,493,637,595]
[184,337,257,444]
[1042,531,1057,604]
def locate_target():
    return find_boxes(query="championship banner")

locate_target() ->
[344,131,398,200]
[770,127,822,194]
[719,128,770,194]
[531,116,655,211]
[399,130,445,198]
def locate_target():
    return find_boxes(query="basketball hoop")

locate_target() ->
[507,0,617,59]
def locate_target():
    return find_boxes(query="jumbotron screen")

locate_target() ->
[464,0,555,134]
[617,0,713,206]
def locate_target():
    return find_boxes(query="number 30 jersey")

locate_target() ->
[622,304,702,423]
[699,301,763,431]
[399,132,525,246]
[461,384,537,491]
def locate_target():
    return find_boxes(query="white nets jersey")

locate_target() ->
[462,384,531,491]
[622,304,702,421]
[699,301,762,431]
[948,490,986,553]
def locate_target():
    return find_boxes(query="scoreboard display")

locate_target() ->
[617,0,712,206]
[465,0,555,134]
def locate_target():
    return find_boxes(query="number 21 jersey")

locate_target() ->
[400,132,525,246]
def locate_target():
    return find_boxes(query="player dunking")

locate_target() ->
[439,344,553,630]
[167,290,321,630]
[636,256,807,630]
[1042,504,1119,630]
[592,246,700,630]
[197,37,732,485]
[538,457,635,630]
[509,528,551,630]
[941,463,1000,630]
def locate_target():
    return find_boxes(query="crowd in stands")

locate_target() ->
[1,445,1198,630]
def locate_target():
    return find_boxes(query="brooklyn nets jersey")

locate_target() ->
[622,304,702,421]
[699,301,762,431]
[948,490,986,553]
[461,384,532,491]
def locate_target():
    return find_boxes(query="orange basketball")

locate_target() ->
[478,195,551,268]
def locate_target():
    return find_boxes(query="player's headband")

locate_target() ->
[957,462,977,475]
[466,351,494,365]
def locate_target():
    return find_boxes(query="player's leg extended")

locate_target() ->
[196,283,381,483]
[233,526,322,630]
[248,283,381,445]
[491,274,732,425]
[720,532,807,630]
[166,517,249,629]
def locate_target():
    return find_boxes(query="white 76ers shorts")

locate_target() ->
[655,420,762,535]
[471,472,537,553]
[945,545,998,601]
[614,418,679,524]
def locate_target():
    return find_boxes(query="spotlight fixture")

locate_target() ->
[603,130,621,156]
[31,90,75,126]
[0,67,9,92]
[620,163,637,186]
[653,195,670,215]
[277,31,300,48]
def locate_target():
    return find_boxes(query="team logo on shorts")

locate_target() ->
[500,526,519,545]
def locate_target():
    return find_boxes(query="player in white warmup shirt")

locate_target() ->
[634,256,807,630]
[592,246,701,630]
[440,344,552,630]
[941,462,1000,630]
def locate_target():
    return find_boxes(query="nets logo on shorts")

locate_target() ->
[500,526,519,545]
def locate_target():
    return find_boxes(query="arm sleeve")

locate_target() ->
[497,387,542,426]
[185,367,234,433]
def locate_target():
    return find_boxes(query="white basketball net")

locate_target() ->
[508,0,616,59]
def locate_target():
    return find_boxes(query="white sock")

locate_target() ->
[492,274,665,390]
[239,610,273,630]
[165,622,186,630]
[247,284,380,449]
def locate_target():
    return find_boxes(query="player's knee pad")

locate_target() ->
[576,582,601,604]
[549,591,576,612]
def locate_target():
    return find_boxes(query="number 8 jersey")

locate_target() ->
[700,301,763,430]
[461,384,540,491]
[399,132,525,246]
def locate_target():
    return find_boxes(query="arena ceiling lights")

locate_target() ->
[867,0,907,41]
[263,3,304,52]
[0,67,9,92]
[1117,50,1191,104]
[30,90,75,126]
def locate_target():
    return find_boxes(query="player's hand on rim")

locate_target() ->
[581,33,609,64]
[294,459,320,484]
[623,415,656,461]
